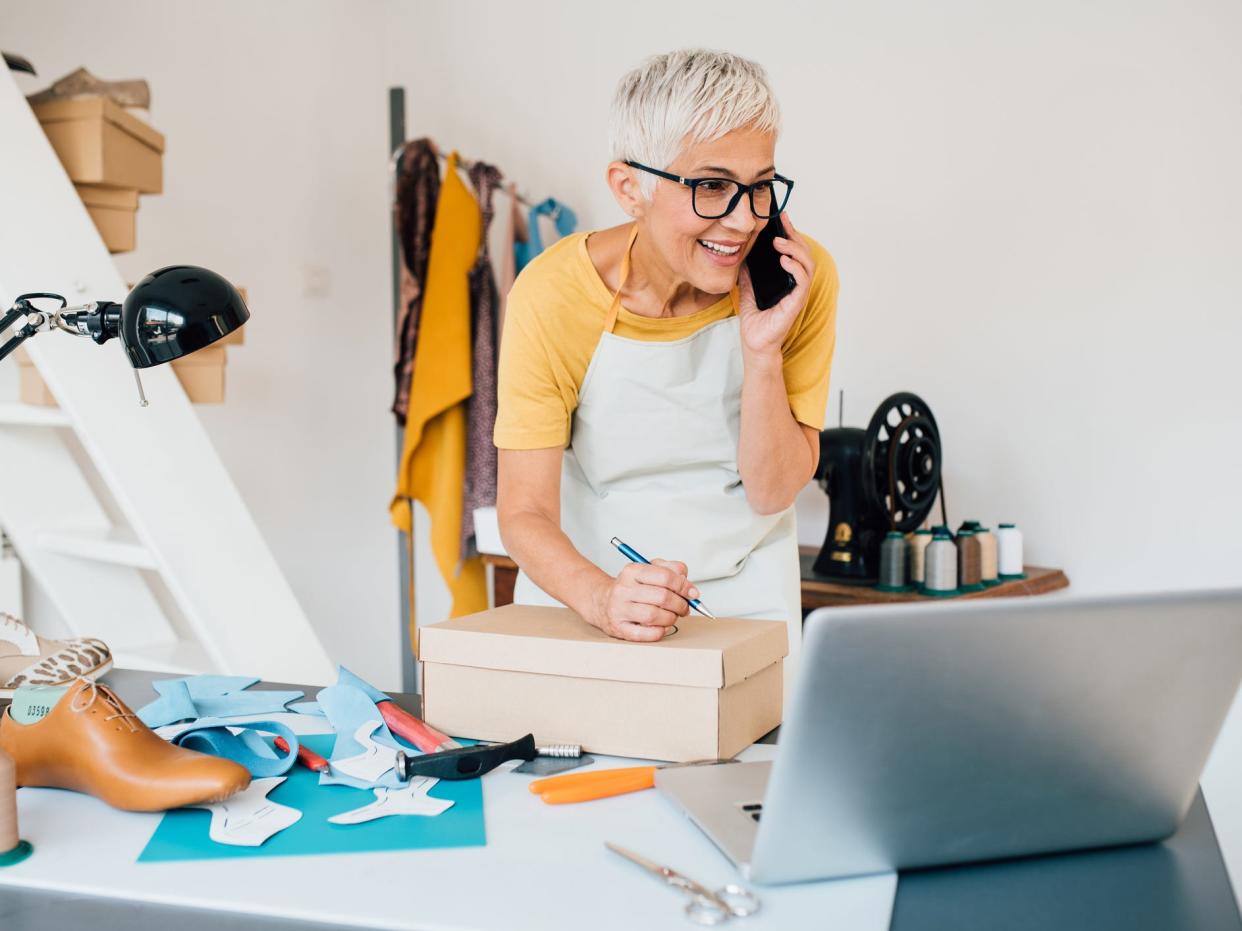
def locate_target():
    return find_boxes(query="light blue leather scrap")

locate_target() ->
[171,717,299,777]
[316,683,406,790]
[335,665,391,705]
[137,675,304,728]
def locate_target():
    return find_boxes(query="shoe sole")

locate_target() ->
[0,657,114,701]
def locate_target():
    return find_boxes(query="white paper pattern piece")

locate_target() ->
[187,776,302,847]
[329,720,398,785]
[328,778,454,824]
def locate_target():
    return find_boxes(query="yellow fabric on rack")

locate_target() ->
[390,152,488,638]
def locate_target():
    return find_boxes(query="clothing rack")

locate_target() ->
[389,136,538,210]
[390,86,543,691]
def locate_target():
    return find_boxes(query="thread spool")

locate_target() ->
[976,526,1000,585]
[957,520,981,535]
[956,530,984,592]
[921,530,958,596]
[0,746,33,867]
[876,532,910,592]
[908,529,933,584]
[997,523,1026,579]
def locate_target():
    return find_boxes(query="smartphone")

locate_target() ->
[745,215,797,310]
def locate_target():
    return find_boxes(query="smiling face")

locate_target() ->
[637,127,778,296]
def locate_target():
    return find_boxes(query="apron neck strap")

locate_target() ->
[603,223,742,333]
[604,223,640,334]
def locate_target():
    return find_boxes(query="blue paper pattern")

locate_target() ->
[137,735,485,862]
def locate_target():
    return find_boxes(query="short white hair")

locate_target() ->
[609,49,782,197]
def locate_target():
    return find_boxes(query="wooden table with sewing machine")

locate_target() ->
[482,550,1069,614]
[483,393,1069,614]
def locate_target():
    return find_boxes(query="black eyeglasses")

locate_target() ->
[625,161,794,220]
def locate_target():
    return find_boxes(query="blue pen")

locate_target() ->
[609,536,717,619]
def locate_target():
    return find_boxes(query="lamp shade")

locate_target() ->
[120,265,249,368]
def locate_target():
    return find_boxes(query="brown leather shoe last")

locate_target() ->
[0,680,250,812]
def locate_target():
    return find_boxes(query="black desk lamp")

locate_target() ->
[0,265,248,405]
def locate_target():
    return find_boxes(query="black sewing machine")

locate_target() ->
[812,392,945,584]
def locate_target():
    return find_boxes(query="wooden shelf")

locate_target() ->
[799,546,1068,610]
[483,550,1069,612]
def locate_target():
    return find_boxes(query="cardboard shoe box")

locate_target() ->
[32,96,164,193]
[420,605,788,762]
[75,183,138,253]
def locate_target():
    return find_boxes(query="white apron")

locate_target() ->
[514,224,803,707]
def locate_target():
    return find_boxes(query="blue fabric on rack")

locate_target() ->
[171,718,299,777]
[137,675,304,728]
[514,198,577,273]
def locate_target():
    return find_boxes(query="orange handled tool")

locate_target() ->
[529,759,738,804]
[529,766,659,804]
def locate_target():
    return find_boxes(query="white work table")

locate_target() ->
[4,669,1242,931]
[0,670,896,931]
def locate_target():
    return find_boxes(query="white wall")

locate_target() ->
[1,0,401,687]
[3,1,1240,688]
[384,0,1242,601]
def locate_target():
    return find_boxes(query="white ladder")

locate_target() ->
[0,68,334,685]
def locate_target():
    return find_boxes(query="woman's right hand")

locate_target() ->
[589,559,699,642]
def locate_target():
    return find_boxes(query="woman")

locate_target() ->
[494,49,838,693]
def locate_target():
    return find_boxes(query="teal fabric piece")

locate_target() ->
[171,718,299,777]
[316,683,406,789]
[514,197,578,272]
[136,675,303,728]
[137,734,485,862]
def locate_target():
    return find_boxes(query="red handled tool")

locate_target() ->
[273,736,330,774]
[378,701,460,753]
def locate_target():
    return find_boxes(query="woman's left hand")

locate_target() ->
[737,211,815,357]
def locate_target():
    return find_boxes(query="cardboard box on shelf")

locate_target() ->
[169,345,227,403]
[219,287,247,346]
[14,349,56,407]
[420,605,787,762]
[17,345,228,406]
[75,183,138,253]
[32,96,164,193]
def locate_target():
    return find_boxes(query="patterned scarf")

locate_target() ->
[391,138,441,425]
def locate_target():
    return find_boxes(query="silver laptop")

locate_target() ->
[656,588,1242,884]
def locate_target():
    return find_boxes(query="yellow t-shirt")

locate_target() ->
[494,230,839,450]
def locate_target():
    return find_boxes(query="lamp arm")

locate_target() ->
[0,327,36,363]
[0,295,54,364]
[0,294,121,365]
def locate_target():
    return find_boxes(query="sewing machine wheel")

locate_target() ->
[861,392,941,533]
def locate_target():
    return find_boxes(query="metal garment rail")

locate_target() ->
[389,86,417,693]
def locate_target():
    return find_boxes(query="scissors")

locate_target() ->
[606,842,760,925]
[529,759,734,804]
